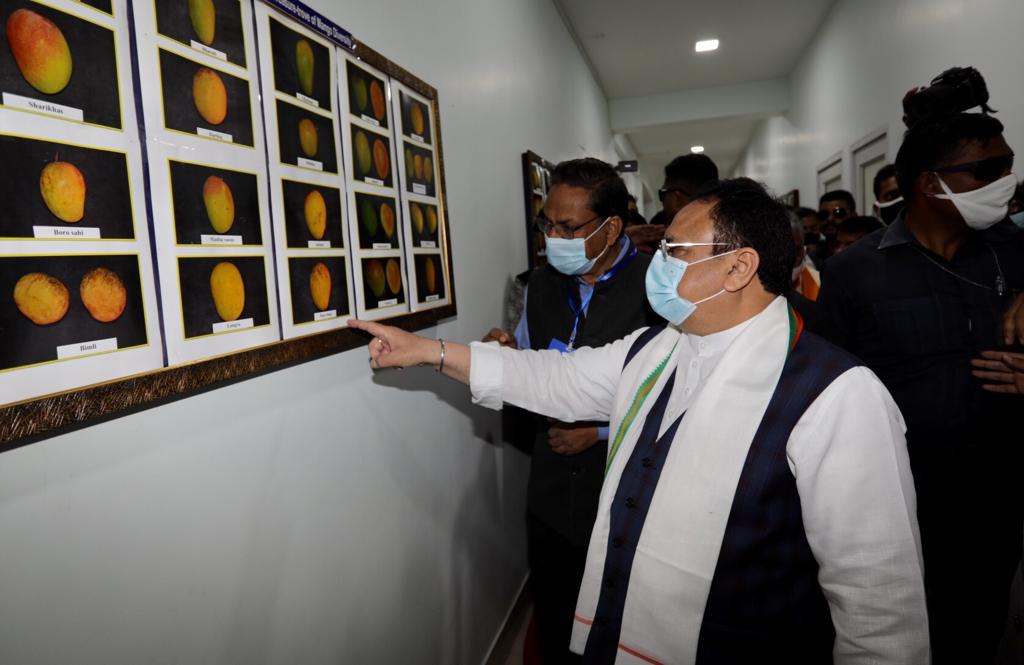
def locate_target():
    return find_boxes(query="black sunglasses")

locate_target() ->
[935,153,1014,183]
[816,206,850,222]
[658,187,690,202]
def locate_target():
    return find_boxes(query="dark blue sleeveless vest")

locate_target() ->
[583,318,861,665]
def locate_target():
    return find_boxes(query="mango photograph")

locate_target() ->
[287,256,348,324]
[281,179,343,248]
[413,253,445,303]
[176,255,269,339]
[0,133,134,239]
[402,141,435,197]
[0,1,121,128]
[154,0,247,67]
[399,90,431,145]
[275,98,337,172]
[268,16,330,111]
[408,200,440,247]
[345,60,388,129]
[168,160,262,245]
[0,253,146,371]
[158,48,254,146]
[360,256,404,310]
[354,192,400,250]
[350,125,393,187]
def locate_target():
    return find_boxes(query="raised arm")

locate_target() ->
[348,318,472,383]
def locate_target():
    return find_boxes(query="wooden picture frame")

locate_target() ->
[522,150,555,269]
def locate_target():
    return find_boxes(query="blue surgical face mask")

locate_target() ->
[1011,211,1024,228]
[545,217,611,275]
[645,249,736,326]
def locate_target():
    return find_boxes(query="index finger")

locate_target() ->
[347,318,388,338]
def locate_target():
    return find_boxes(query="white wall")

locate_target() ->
[734,0,1024,206]
[0,1,616,663]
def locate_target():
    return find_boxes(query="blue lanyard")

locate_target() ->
[566,247,637,350]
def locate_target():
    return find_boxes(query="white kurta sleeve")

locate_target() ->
[787,366,930,665]
[469,328,649,422]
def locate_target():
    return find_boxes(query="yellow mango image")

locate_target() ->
[426,205,437,234]
[424,256,437,294]
[39,161,85,223]
[80,267,126,323]
[369,79,385,121]
[385,258,401,295]
[366,259,386,298]
[304,189,326,240]
[352,76,368,113]
[188,0,215,46]
[373,139,389,180]
[354,130,371,175]
[413,153,423,180]
[404,148,414,177]
[380,202,395,239]
[193,67,227,125]
[410,203,423,235]
[210,261,245,321]
[295,39,314,97]
[424,156,433,184]
[14,272,68,325]
[5,9,72,95]
[298,117,318,157]
[309,262,331,311]
[202,175,234,234]
[411,103,425,136]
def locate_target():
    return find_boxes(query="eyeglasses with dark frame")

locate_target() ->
[658,187,691,203]
[934,153,1015,183]
[816,206,850,222]
[534,212,604,240]
[658,239,733,261]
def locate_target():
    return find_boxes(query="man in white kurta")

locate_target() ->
[350,178,929,664]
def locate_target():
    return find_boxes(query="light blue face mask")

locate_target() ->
[645,249,736,326]
[545,217,610,275]
[1011,211,1024,228]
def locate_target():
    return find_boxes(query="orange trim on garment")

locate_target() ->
[800,267,820,301]
[618,643,665,664]
[573,614,593,626]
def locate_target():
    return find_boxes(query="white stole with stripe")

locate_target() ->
[570,297,793,664]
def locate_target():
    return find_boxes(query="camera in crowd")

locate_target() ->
[902,66,995,127]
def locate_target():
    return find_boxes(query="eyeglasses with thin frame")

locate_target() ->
[934,153,1015,183]
[659,239,732,261]
[658,187,691,202]
[534,212,603,240]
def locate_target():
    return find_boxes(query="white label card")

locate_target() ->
[297,157,323,170]
[361,115,380,126]
[212,318,254,333]
[377,298,397,307]
[307,240,330,248]
[413,183,426,195]
[365,177,384,186]
[411,133,424,143]
[3,92,84,122]
[33,226,101,239]
[197,127,233,142]
[56,337,117,360]
[372,242,391,249]
[313,310,336,321]
[420,241,436,248]
[200,234,243,245]
[190,40,227,61]
[425,295,440,302]
[296,92,319,107]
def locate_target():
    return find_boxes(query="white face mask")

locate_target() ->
[931,173,1018,230]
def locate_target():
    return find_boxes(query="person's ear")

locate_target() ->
[723,247,759,292]
[605,215,623,246]
[918,171,942,198]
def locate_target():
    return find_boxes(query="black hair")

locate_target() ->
[873,164,898,198]
[819,189,856,211]
[796,206,819,219]
[550,157,629,221]
[838,215,884,236]
[664,154,719,189]
[895,112,1004,201]
[692,178,795,295]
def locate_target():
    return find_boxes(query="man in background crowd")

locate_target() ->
[818,108,1024,664]
[816,189,856,261]
[873,164,905,225]
[834,215,884,254]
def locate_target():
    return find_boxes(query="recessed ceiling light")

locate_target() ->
[691,145,705,154]
[695,39,719,53]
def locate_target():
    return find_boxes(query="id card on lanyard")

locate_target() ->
[549,246,637,353]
